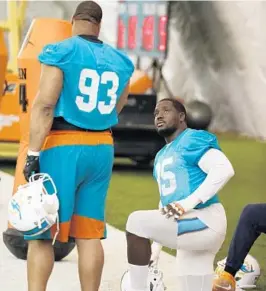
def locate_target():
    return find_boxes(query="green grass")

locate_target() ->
[1,134,266,289]
[0,165,16,175]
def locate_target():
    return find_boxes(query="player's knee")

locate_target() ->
[126,211,141,234]
[240,204,257,222]
[28,239,53,253]
[126,211,148,238]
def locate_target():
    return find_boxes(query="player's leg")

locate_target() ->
[175,218,226,291]
[213,203,266,291]
[71,142,114,291]
[27,240,54,291]
[26,143,77,291]
[125,209,177,291]
[75,238,104,291]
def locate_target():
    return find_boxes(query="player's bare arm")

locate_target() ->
[29,64,63,152]
[116,82,130,114]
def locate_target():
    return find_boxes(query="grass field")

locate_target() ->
[1,133,266,289]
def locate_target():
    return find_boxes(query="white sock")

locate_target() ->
[128,264,149,291]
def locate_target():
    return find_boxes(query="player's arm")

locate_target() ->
[178,149,235,212]
[116,82,130,114]
[28,64,63,152]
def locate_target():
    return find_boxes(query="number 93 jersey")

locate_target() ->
[38,36,135,130]
[153,129,221,209]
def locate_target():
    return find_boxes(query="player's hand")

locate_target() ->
[23,154,40,181]
[160,203,185,220]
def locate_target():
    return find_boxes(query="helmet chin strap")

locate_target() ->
[52,213,60,245]
[150,242,162,267]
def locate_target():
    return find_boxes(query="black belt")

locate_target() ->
[51,117,111,133]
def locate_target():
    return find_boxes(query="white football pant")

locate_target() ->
[126,203,227,291]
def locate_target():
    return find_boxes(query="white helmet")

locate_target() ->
[8,173,59,242]
[120,265,166,291]
[215,254,260,289]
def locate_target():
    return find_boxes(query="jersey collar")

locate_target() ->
[78,34,103,44]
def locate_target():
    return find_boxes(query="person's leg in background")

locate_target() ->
[124,209,177,291]
[26,140,78,291]
[213,203,266,291]
[71,140,114,291]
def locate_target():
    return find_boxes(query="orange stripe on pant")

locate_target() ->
[50,216,106,242]
[42,130,113,150]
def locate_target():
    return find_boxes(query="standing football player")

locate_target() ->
[122,98,235,291]
[23,1,134,291]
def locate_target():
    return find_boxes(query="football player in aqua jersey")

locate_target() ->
[122,98,235,291]
[23,1,134,290]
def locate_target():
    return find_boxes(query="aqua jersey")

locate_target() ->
[38,35,135,130]
[153,128,221,209]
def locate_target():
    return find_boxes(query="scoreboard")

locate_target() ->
[117,1,169,60]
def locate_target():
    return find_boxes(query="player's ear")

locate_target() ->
[96,22,101,35]
[180,112,185,122]
[70,14,74,25]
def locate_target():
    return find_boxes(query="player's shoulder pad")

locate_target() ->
[181,129,221,164]
[105,44,135,75]
[38,37,74,67]
[116,49,135,73]
[183,129,221,151]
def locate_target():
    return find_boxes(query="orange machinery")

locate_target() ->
[0,29,20,143]
[0,0,27,156]
[0,29,8,97]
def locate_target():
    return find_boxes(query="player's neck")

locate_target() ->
[165,126,187,144]
[72,29,99,37]
[72,22,100,37]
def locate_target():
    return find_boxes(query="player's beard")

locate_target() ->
[157,126,177,138]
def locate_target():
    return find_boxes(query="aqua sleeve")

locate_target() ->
[38,41,73,70]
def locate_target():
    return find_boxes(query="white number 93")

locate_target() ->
[75,68,119,115]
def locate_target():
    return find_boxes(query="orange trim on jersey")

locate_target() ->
[42,130,113,151]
